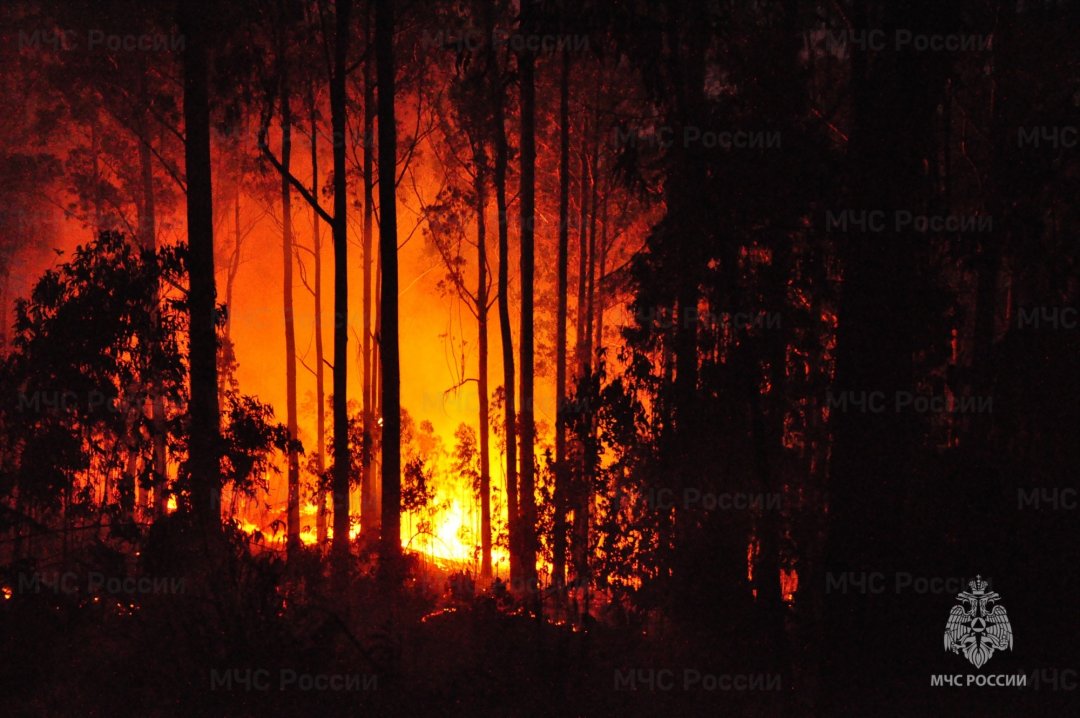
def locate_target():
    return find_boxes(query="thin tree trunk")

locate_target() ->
[574,141,589,377]
[517,0,538,591]
[121,427,137,518]
[330,0,353,571]
[571,134,590,592]
[361,5,379,540]
[584,141,598,365]
[593,192,608,356]
[374,247,382,419]
[311,90,328,545]
[484,0,519,588]
[376,0,401,573]
[572,132,599,601]
[476,172,493,579]
[226,174,241,343]
[552,46,571,593]
[138,86,167,520]
[280,68,301,558]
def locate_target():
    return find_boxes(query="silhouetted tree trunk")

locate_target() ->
[311,90,328,545]
[180,0,221,530]
[375,255,382,420]
[584,141,598,365]
[552,45,570,593]
[476,168,493,579]
[593,194,607,358]
[574,138,589,372]
[224,175,242,345]
[577,128,600,615]
[376,0,401,573]
[517,0,538,591]
[484,0,519,587]
[145,165,168,519]
[571,132,589,591]
[121,417,137,518]
[361,4,379,541]
[330,0,353,571]
[280,65,301,558]
[137,77,167,520]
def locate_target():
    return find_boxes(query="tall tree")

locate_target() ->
[361,2,380,542]
[482,0,520,586]
[259,0,354,569]
[571,129,590,591]
[425,17,498,577]
[329,0,354,570]
[552,45,571,592]
[310,88,328,545]
[136,70,169,519]
[179,0,221,530]
[516,0,539,591]
[376,0,401,571]
[278,46,301,558]
[475,167,493,579]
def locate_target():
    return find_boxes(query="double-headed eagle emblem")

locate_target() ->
[944,575,1013,668]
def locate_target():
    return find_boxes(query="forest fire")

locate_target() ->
[2,0,1078,716]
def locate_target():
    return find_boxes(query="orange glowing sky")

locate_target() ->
[5,98,645,569]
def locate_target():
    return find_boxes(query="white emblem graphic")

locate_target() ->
[944,575,1013,669]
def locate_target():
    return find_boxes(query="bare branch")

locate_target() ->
[258,95,335,226]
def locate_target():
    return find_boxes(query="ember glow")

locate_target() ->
[2,0,1078,716]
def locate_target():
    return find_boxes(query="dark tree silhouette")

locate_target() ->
[179,0,222,532]
[376,0,402,573]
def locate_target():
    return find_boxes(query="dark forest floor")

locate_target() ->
[2,527,1076,717]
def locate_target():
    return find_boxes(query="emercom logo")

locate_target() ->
[943,575,1014,669]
